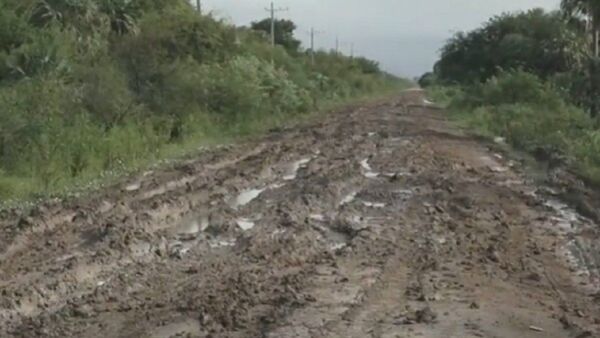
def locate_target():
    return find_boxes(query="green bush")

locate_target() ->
[455,70,565,109]
[425,85,462,107]
[428,6,600,184]
[0,2,405,202]
[445,70,600,181]
[435,9,584,84]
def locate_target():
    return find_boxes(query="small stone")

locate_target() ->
[487,247,500,263]
[529,325,544,332]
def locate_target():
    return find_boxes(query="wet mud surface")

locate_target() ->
[0,90,599,337]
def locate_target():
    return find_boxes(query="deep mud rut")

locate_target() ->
[1,90,600,338]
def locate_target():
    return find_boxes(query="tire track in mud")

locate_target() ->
[0,92,599,337]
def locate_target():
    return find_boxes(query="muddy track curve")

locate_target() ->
[0,90,599,337]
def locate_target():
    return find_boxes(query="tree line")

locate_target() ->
[422,1,600,185]
[421,2,600,117]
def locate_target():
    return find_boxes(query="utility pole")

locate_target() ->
[335,35,339,56]
[270,2,275,47]
[265,2,288,48]
[196,0,201,14]
[310,28,315,65]
[308,27,323,66]
[264,2,288,63]
[350,43,355,59]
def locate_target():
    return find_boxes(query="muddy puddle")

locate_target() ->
[362,201,386,208]
[539,193,600,290]
[174,215,208,235]
[236,218,256,231]
[230,188,265,209]
[283,158,312,181]
[340,191,358,206]
[361,158,380,178]
[209,239,236,248]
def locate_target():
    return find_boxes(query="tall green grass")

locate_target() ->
[433,70,600,184]
[0,0,407,203]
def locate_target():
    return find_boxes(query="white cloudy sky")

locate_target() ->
[201,0,560,77]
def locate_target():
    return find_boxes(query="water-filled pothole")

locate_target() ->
[229,188,265,209]
[283,158,312,181]
[361,158,380,178]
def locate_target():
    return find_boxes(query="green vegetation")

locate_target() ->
[434,9,585,84]
[423,7,600,183]
[0,0,406,201]
[251,18,301,54]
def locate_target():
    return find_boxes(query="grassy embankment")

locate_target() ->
[426,72,600,184]
[0,0,409,203]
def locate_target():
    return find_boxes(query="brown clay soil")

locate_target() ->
[0,89,599,338]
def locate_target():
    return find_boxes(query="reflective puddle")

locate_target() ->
[209,239,236,248]
[361,158,380,178]
[542,196,600,290]
[362,201,386,208]
[230,188,266,209]
[340,192,358,206]
[283,158,312,181]
[310,214,326,222]
[236,218,256,231]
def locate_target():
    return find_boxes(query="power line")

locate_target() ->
[264,2,288,48]
[308,27,324,66]
[263,1,288,64]
[339,41,355,59]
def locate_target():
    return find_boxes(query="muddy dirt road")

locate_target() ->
[1,90,599,337]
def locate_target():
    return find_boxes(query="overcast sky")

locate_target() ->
[201,0,560,78]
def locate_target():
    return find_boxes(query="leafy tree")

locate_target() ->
[353,57,381,74]
[250,18,301,54]
[435,9,585,84]
[418,72,436,88]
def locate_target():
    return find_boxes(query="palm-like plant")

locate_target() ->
[562,0,600,117]
[98,0,139,35]
[561,0,600,56]
[28,0,138,36]
[29,0,99,29]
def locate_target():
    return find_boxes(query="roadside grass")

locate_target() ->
[0,83,408,209]
[0,1,411,207]
[426,70,600,186]
[425,85,462,108]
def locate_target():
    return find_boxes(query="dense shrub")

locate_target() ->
[456,71,565,108]
[0,0,405,200]
[435,9,584,85]
[443,71,599,180]
[427,7,600,184]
